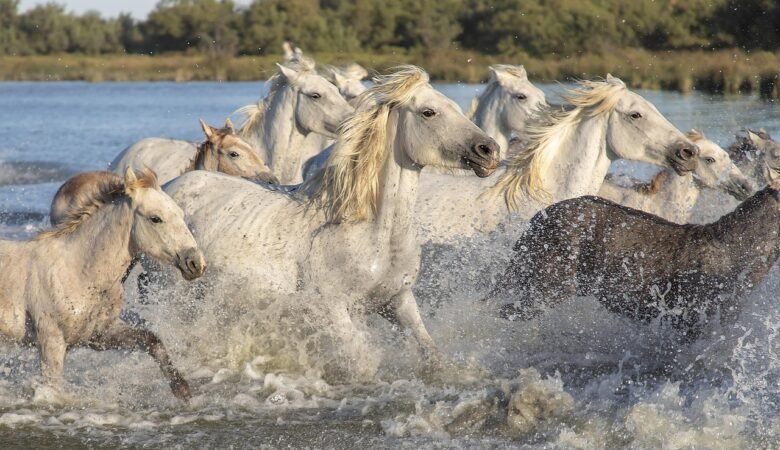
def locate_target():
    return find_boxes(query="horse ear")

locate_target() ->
[515,65,528,80]
[746,129,767,146]
[331,70,347,87]
[277,63,299,82]
[199,119,214,140]
[606,74,625,87]
[224,118,236,134]
[124,167,138,193]
[687,129,704,141]
[490,65,511,86]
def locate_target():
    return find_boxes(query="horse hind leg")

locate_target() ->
[88,322,190,401]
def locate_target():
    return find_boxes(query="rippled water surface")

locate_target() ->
[0,81,779,448]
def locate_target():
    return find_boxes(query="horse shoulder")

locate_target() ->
[415,170,506,243]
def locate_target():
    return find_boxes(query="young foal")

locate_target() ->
[0,168,206,399]
[110,119,277,186]
[487,181,780,339]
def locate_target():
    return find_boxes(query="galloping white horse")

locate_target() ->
[162,66,499,380]
[415,75,700,243]
[110,119,276,185]
[468,64,547,157]
[0,168,206,400]
[237,62,354,184]
[599,130,753,224]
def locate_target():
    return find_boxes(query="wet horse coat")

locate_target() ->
[489,185,780,338]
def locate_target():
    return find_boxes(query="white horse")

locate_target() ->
[0,168,206,400]
[236,62,354,184]
[162,66,499,380]
[321,63,369,102]
[468,64,547,158]
[414,75,700,243]
[598,130,753,224]
[109,119,276,186]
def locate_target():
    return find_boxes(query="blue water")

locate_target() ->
[0,81,779,448]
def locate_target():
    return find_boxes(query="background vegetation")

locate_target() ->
[1,0,779,96]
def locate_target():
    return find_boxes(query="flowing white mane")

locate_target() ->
[484,78,627,211]
[303,65,429,223]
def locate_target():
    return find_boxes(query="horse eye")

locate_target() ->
[308,92,321,99]
[705,157,716,164]
[421,108,436,118]
[149,216,163,224]
[629,112,642,119]
[229,151,240,158]
[515,94,527,100]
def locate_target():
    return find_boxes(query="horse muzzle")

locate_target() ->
[176,248,207,280]
[245,171,280,185]
[464,139,500,177]
[667,141,699,175]
[724,176,754,201]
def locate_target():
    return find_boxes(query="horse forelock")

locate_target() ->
[303,66,429,222]
[37,169,158,240]
[482,80,626,211]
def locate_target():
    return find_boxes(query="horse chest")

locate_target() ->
[306,227,419,297]
[55,284,123,343]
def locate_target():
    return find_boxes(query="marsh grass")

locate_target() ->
[1,49,777,97]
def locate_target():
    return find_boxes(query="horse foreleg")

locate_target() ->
[88,322,191,401]
[36,317,66,386]
[385,289,440,362]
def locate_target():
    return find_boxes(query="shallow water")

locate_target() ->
[0,81,779,448]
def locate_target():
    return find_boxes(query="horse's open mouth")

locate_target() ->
[464,157,498,177]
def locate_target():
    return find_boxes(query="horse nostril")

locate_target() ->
[679,147,695,159]
[474,143,493,158]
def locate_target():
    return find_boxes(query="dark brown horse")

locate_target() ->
[487,182,780,339]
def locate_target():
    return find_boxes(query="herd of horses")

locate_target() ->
[1,47,779,401]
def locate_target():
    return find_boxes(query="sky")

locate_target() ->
[17,1,251,19]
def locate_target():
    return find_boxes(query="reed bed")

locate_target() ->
[0,49,777,98]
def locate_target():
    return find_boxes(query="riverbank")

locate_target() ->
[1,49,778,97]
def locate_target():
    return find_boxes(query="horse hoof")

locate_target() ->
[170,377,192,402]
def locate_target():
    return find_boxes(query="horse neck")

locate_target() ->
[656,169,697,214]
[60,201,134,287]
[190,141,218,172]
[372,111,420,239]
[473,90,509,156]
[544,112,610,201]
[262,88,309,182]
[711,188,780,261]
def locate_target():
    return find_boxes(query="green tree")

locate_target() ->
[143,0,239,57]
[0,0,22,54]
[18,3,73,54]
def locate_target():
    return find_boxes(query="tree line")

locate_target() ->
[1,0,778,58]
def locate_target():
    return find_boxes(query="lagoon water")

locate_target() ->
[0,81,779,448]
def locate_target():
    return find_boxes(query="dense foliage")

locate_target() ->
[1,0,779,57]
